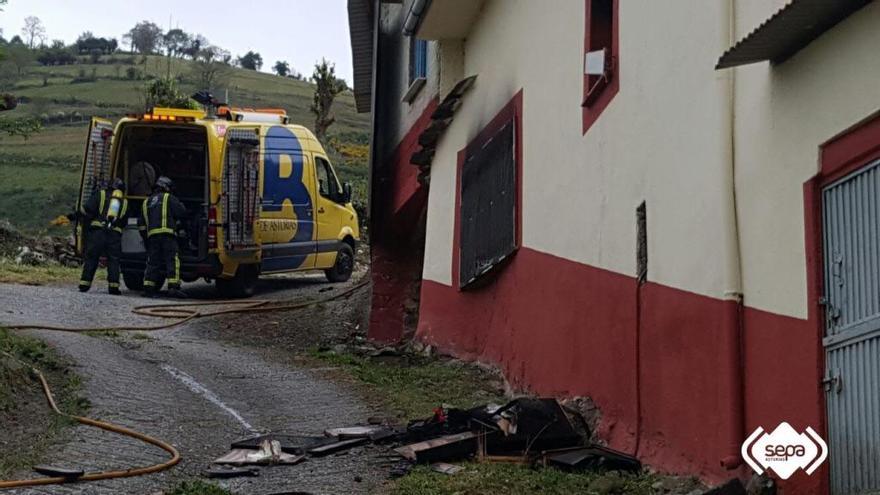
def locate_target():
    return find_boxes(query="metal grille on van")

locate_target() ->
[223,129,261,250]
[79,121,113,212]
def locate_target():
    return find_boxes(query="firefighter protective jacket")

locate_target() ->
[142,191,186,237]
[82,189,129,233]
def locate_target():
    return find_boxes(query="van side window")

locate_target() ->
[315,156,342,202]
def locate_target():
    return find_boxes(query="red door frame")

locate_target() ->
[803,110,880,495]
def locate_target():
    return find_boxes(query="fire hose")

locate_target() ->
[0,280,369,490]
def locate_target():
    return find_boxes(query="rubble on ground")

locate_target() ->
[206,382,752,495]
[303,341,758,495]
[0,220,79,267]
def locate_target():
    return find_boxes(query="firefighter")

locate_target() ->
[142,176,188,298]
[79,178,129,295]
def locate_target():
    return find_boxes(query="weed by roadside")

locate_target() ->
[0,328,87,478]
[166,480,232,495]
[0,258,89,286]
[391,463,660,495]
[308,348,505,420]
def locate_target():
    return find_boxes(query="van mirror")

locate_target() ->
[342,183,353,203]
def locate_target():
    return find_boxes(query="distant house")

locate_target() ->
[348,1,880,493]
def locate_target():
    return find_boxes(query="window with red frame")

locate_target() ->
[583,0,615,107]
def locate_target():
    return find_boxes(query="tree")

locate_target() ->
[37,41,76,65]
[309,59,347,140]
[182,34,207,59]
[75,34,117,55]
[0,116,43,141]
[6,44,33,75]
[76,31,95,44]
[125,21,163,54]
[22,16,46,49]
[163,28,189,58]
[9,35,24,45]
[237,51,262,71]
[273,60,290,77]
[191,46,230,93]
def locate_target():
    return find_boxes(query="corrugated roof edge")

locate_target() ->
[348,0,375,113]
[715,0,873,70]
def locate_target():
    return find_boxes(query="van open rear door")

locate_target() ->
[75,117,113,255]
[222,127,262,256]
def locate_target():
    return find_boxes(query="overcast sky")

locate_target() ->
[0,0,354,83]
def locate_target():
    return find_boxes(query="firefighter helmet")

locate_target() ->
[156,176,174,192]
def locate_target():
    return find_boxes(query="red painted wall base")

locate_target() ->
[417,247,824,493]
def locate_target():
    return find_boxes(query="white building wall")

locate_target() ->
[733,0,880,318]
[423,0,738,299]
[377,1,441,155]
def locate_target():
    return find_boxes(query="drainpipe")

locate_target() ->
[719,0,746,471]
[403,0,431,36]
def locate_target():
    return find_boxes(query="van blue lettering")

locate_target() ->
[261,125,314,271]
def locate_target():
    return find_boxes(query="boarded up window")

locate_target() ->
[459,120,516,288]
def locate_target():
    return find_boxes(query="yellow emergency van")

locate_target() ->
[75,106,359,297]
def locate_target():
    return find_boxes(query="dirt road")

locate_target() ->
[0,274,385,495]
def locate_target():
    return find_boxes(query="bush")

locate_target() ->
[143,77,199,110]
[36,46,76,66]
[71,67,96,84]
[125,67,140,80]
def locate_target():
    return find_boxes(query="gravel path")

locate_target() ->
[0,275,386,495]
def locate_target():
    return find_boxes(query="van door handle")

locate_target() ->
[318,207,325,214]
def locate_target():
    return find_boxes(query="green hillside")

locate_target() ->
[0,55,369,234]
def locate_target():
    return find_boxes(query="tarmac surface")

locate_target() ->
[0,273,386,495]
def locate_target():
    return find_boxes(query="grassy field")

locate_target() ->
[0,258,91,285]
[0,55,369,234]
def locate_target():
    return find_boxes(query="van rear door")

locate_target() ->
[75,117,114,255]
[221,127,262,257]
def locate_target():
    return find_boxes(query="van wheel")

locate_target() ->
[216,264,259,298]
[325,244,354,283]
[122,272,144,291]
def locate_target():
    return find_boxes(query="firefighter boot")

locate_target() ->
[167,287,188,299]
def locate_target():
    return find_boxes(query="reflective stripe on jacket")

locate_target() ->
[142,192,186,237]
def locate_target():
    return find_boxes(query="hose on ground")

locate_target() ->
[0,280,370,489]
[0,352,181,490]
[6,280,369,333]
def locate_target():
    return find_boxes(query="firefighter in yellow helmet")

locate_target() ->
[79,178,129,295]
[142,176,188,298]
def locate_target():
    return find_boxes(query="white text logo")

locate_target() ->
[741,422,827,480]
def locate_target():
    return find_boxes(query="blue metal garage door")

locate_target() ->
[823,159,880,494]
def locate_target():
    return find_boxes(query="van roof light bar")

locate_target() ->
[216,105,289,124]
[128,107,205,123]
